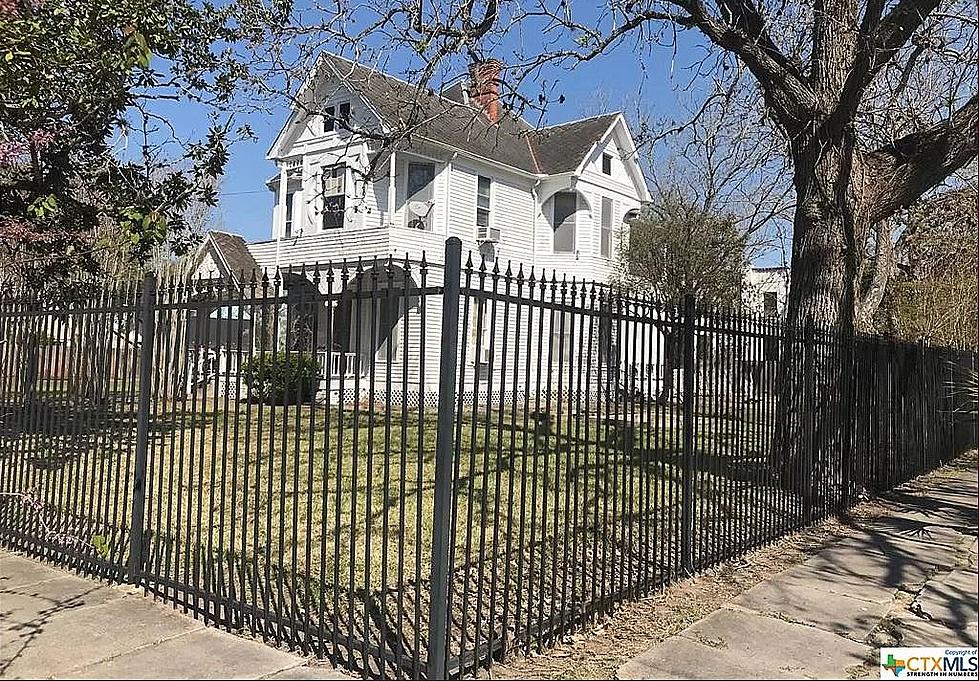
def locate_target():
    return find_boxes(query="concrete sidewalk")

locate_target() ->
[0,553,350,679]
[619,462,979,680]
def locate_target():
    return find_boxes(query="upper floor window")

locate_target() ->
[600,196,613,257]
[322,103,350,133]
[602,153,612,175]
[406,162,436,230]
[553,191,577,253]
[476,176,499,241]
[284,191,295,237]
[322,164,345,230]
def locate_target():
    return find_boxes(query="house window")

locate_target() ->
[763,291,778,316]
[602,153,612,175]
[476,175,499,241]
[321,164,345,230]
[284,191,295,237]
[551,311,575,365]
[405,162,436,230]
[601,196,613,258]
[323,106,335,133]
[468,301,494,379]
[338,102,350,127]
[553,191,577,253]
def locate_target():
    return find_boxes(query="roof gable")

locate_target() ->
[192,231,260,284]
[270,53,649,191]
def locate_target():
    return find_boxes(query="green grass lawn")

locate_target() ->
[1,390,795,673]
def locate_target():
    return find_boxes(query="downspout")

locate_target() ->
[531,178,542,269]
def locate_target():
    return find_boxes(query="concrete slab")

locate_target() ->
[1,574,125,631]
[0,594,203,677]
[730,578,891,641]
[774,564,898,605]
[801,545,938,589]
[679,608,872,679]
[66,627,310,679]
[911,569,979,630]
[617,635,797,680]
[892,615,979,647]
[0,553,71,589]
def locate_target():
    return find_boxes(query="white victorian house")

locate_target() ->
[191,54,653,394]
[253,54,651,278]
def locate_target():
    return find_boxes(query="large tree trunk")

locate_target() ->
[772,127,859,515]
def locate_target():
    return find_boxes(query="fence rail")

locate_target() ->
[0,237,975,679]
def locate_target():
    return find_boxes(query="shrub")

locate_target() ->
[241,352,321,405]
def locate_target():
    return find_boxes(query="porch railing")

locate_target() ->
[185,347,364,396]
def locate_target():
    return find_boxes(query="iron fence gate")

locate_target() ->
[0,237,976,679]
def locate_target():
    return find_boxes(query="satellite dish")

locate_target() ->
[408,200,433,216]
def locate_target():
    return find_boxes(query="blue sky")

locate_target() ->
[161,20,721,244]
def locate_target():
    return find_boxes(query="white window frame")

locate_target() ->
[552,191,577,254]
[475,175,500,241]
[321,164,346,230]
[600,196,613,258]
[405,161,437,230]
[284,191,295,237]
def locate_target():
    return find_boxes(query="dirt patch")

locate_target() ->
[482,452,977,680]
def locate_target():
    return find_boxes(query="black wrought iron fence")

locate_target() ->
[0,237,975,680]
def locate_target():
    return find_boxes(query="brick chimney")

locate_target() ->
[468,59,503,124]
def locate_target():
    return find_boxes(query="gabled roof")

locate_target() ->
[193,231,260,284]
[530,113,619,174]
[276,53,646,187]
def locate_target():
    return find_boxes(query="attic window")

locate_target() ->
[323,103,351,134]
[602,153,612,175]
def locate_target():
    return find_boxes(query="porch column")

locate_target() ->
[276,161,288,238]
[387,150,397,226]
[301,154,311,235]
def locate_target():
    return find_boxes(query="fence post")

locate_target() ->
[428,237,462,679]
[128,272,157,584]
[680,293,696,575]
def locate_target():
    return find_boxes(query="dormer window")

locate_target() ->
[602,153,612,175]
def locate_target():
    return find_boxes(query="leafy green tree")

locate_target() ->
[621,192,749,307]
[619,192,749,402]
[0,0,245,296]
